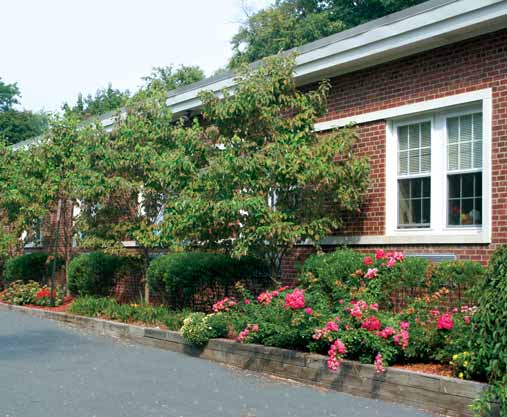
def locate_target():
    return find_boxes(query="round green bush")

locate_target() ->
[3,252,63,284]
[147,252,269,309]
[67,252,126,296]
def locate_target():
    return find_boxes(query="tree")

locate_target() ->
[162,56,370,279]
[75,86,176,302]
[230,0,427,67]
[140,65,205,95]
[62,83,130,119]
[0,77,48,145]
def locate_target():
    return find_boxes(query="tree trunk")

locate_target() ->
[142,247,150,304]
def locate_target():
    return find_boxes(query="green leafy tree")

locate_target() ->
[140,65,205,95]
[62,83,130,119]
[75,87,176,302]
[230,0,427,67]
[162,56,369,279]
[0,77,48,145]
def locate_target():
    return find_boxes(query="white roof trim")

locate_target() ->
[166,0,507,115]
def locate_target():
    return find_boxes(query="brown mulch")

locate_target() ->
[392,363,454,377]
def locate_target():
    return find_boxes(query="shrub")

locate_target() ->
[1,280,41,305]
[67,252,140,296]
[180,312,228,346]
[300,249,365,303]
[68,296,188,331]
[147,252,269,309]
[472,245,507,415]
[3,252,63,284]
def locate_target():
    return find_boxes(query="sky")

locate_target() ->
[1,0,273,113]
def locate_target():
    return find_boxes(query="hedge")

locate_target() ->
[147,252,270,309]
[3,252,63,284]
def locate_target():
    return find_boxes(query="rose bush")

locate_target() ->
[180,249,483,377]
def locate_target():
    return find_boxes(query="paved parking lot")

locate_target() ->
[0,309,433,417]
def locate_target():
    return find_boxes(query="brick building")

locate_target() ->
[25,0,507,284]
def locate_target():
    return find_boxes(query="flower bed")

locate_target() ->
[180,250,483,384]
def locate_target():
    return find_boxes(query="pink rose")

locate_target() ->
[375,249,385,260]
[437,313,454,330]
[363,256,374,266]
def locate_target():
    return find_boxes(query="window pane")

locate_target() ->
[447,173,482,226]
[421,122,431,148]
[398,121,431,176]
[399,151,408,176]
[462,173,475,198]
[448,174,460,199]
[409,149,420,174]
[448,117,459,144]
[447,113,483,172]
[422,177,431,198]
[398,126,408,150]
[448,143,459,171]
[409,124,420,149]
[460,115,472,142]
[460,141,472,170]
[398,178,431,228]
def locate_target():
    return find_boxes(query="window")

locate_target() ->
[385,90,491,244]
[446,113,483,226]
[397,121,431,228]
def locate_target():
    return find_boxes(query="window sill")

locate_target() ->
[311,231,490,246]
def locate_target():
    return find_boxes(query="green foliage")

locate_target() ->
[3,252,62,284]
[147,252,269,309]
[473,245,507,415]
[162,56,369,278]
[0,77,47,145]
[230,0,427,67]
[67,252,138,296]
[300,248,364,302]
[141,65,204,95]
[1,280,40,305]
[68,296,188,331]
[180,312,229,346]
[62,83,130,120]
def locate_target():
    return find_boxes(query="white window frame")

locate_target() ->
[385,91,492,244]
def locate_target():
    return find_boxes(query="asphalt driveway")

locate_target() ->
[0,309,434,417]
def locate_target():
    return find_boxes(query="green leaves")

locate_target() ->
[161,56,369,278]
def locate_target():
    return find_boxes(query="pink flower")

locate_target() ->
[305,307,313,315]
[212,297,237,313]
[437,313,454,330]
[364,268,378,279]
[379,326,396,339]
[400,329,409,349]
[244,299,250,305]
[463,315,471,324]
[272,290,279,297]
[363,256,374,266]
[387,257,396,268]
[374,353,386,374]
[327,339,346,372]
[338,299,344,304]
[251,324,259,332]
[361,316,382,332]
[257,291,273,305]
[430,309,440,318]
[400,321,410,330]
[375,249,385,260]
[277,286,289,292]
[284,288,305,309]
[369,303,379,311]
[393,251,404,261]
[325,321,339,332]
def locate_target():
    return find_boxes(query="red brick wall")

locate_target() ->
[281,28,507,284]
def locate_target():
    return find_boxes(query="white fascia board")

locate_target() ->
[166,0,507,115]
